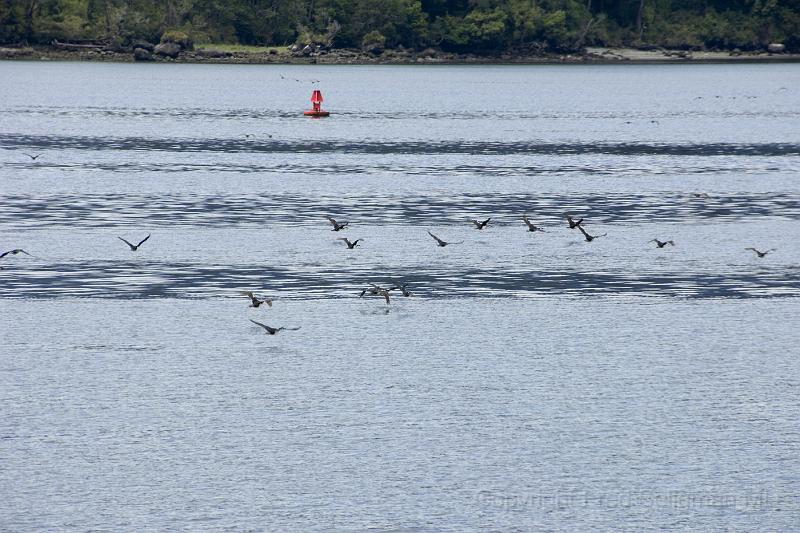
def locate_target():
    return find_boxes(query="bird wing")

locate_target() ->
[428,231,446,245]
[578,226,591,238]
[745,247,757,252]
[250,319,275,334]
[481,218,491,226]
[17,249,32,256]
[137,234,151,247]
[380,290,390,304]
[325,216,338,227]
[337,237,349,244]
[265,299,273,307]
[117,236,136,249]
[285,326,301,331]
[0,250,9,258]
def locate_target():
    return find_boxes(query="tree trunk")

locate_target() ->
[636,0,645,40]
[24,0,38,42]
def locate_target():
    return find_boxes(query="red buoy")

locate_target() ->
[304,89,330,118]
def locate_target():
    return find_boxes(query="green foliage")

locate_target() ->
[361,29,386,49]
[161,29,190,45]
[0,0,798,52]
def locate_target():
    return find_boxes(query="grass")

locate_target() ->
[195,43,290,54]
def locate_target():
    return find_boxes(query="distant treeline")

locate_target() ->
[1,0,799,52]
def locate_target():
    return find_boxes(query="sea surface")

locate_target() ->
[1,61,799,531]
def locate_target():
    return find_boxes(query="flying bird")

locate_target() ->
[366,288,391,304]
[358,284,391,304]
[428,231,463,247]
[338,238,363,249]
[360,283,390,298]
[470,217,491,230]
[577,225,607,242]
[249,319,300,335]
[0,249,33,259]
[23,153,42,160]
[745,247,776,258]
[650,239,675,248]
[117,234,151,251]
[521,215,545,232]
[566,215,583,229]
[390,284,411,297]
[241,291,273,308]
[325,216,349,231]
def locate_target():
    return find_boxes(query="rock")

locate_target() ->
[268,48,278,55]
[290,44,299,52]
[363,42,384,55]
[154,42,181,58]
[133,47,153,61]
[301,45,313,56]
[767,43,786,53]
[0,47,34,58]
[132,41,154,52]
[160,30,192,50]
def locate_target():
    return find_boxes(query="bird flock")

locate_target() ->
[1,196,781,335]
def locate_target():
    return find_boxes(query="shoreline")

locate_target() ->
[2,44,800,65]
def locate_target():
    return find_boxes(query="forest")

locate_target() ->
[1,0,799,53]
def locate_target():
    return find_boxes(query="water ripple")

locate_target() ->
[1,261,798,300]
[3,134,800,156]
[1,192,797,229]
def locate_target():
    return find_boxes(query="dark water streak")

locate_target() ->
[1,260,798,300]
[2,192,798,228]
[4,134,800,156]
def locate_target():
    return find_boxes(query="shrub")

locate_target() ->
[160,30,193,50]
[361,30,386,51]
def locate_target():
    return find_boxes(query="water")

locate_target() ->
[1,62,799,531]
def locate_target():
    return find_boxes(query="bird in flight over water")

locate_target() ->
[360,283,390,298]
[565,215,583,229]
[23,153,42,160]
[522,215,545,232]
[338,238,363,249]
[0,249,33,259]
[360,286,391,304]
[428,231,463,247]
[470,217,491,230]
[326,216,349,231]
[577,225,607,242]
[745,247,776,258]
[118,234,151,251]
[249,319,300,335]
[241,291,273,308]
[390,284,411,297]
[650,239,675,248]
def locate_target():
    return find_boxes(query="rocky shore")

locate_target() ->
[2,42,799,65]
